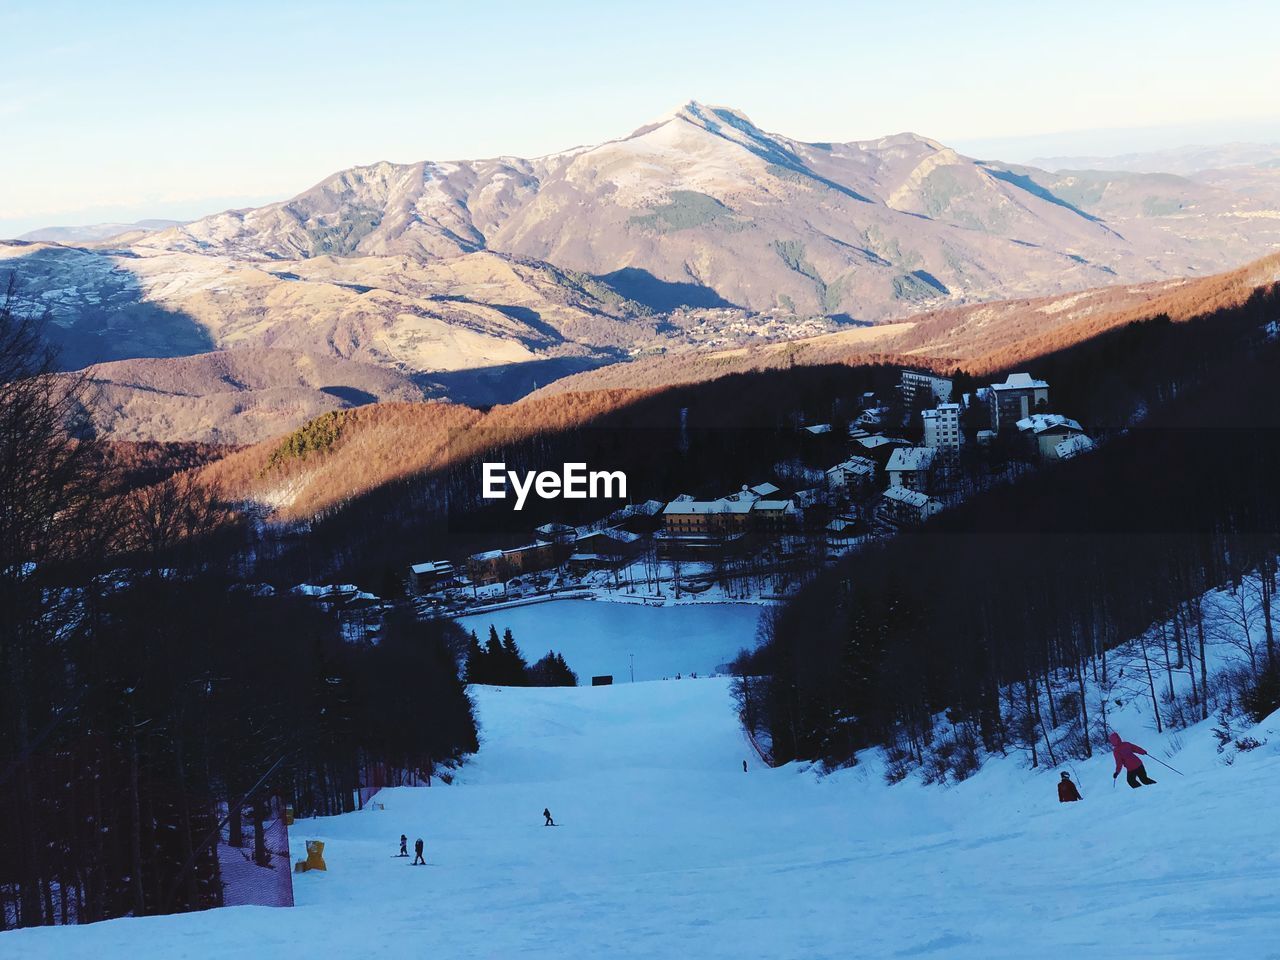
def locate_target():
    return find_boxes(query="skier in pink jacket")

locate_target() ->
[1110,732,1157,788]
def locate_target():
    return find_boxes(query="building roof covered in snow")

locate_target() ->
[534,522,576,537]
[887,447,936,473]
[1015,413,1083,435]
[575,527,640,544]
[991,372,1048,392]
[856,435,903,450]
[827,456,877,477]
[749,482,781,497]
[752,499,796,513]
[882,486,937,508]
[410,560,454,576]
[803,423,833,435]
[1055,434,1096,459]
[663,497,754,515]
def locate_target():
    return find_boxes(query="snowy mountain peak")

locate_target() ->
[628,101,776,148]
[672,100,760,132]
[871,131,949,154]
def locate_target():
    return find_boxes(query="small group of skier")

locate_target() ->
[1056,730,1162,803]
[398,809,552,865]
[394,734,1159,865]
[398,833,426,864]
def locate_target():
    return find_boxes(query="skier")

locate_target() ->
[398,834,408,857]
[412,838,426,865]
[543,807,555,826]
[1109,731,1157,788]
[743,759,748,773]
[1057,772,1082,803]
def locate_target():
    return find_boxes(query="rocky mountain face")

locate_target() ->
[5,102,1280,442]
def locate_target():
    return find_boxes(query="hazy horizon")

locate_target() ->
[4,0,1279,237]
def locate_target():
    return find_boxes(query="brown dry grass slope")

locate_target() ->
[196,389,651,520]
[531,253,1280,393]
[190,253,1280,521]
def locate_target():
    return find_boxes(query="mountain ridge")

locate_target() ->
[5,101,1280,442]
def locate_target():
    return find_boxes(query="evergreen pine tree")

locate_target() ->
[527,650,578,687]
[501,627,529,684]
[553,652,579,686]
[485,625,503,657]
[463,630,487,684]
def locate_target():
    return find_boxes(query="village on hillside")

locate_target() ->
[395,367,1095,620]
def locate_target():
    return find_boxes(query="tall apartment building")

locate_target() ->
[900,369,954,411]
[922,403,963,451]
[987,373,1049,432]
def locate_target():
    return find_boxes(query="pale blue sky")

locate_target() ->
[3,0,1279,236]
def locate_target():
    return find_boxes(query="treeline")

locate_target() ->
[247,268,1276,592]
[735,288,1280,771]
[4,582,476,929]
[464,626,578,687]
[260,361,905,586]
[0,292,478,929]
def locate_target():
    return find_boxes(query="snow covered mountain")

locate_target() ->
[5,101,1280,443]
[135,101,1280,317]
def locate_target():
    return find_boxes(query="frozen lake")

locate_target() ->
[455,599,765,683]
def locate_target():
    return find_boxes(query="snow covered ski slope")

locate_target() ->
[3,677,1279,959]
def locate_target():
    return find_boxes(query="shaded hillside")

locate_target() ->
[531,253,1280,395]
[740,287,1280,770]
[91,440,233,497]
[81,348,432,444]
[257,271,1278,587]
[194,390,651,521]
[157,253,1280,549]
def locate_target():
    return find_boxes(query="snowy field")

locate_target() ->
[455,599,764,681]
[5,674,1279,959]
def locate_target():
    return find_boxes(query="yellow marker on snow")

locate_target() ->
[294,840,327,873]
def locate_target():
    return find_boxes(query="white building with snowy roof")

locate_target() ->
[879,486,943,528]
[1015,413,1088,461]
[407,560,456,595]
[826,456,878,492]
[922,403,964,451]
[988,373,1050,431]
[886,447,937,491]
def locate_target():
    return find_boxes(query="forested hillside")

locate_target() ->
[165,253,1280,533]
[733,283,1280,771]
[0,291,478,928]
[171,260,1280,594]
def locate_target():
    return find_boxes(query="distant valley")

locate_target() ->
[4,102,1280,443]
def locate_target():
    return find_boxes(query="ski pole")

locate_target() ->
[1144,754,1185,776]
